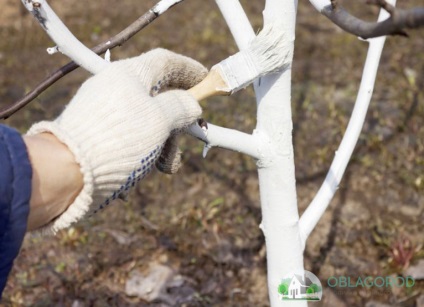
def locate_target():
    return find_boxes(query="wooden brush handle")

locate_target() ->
[188,67,230,101]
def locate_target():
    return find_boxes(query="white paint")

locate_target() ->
[202,144,211,158]
[255,1,305,306]
[21,0,108,74]
[308,0,331,11]
[21,0,39,12]
[214,0,255,50]
[46,46,59,54]
[299,0,397,244]
[216,24,289,93]
[152,0,183,15]
[214,0,262,95]
[105,49,111,62]
[187,122,260,159]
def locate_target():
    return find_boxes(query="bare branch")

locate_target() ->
[0,0,185,120]
[322,1,424,39]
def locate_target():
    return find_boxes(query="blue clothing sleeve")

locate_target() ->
[0,125,32,299]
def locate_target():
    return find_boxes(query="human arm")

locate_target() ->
[25,48,207,234]
[0,125,31,298]
[0,49,206,298]
[23,133,83,231]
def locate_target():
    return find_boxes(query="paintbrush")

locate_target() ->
[188,24,290,101]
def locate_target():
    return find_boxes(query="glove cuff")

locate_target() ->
[27,121,94,235]
[27,118,165,234]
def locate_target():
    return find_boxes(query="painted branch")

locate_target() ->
[0,0,185,119]
[214,0,261,96]
[308,0,423,39]
[255,0,304,306]
[21,0,108,74]
[187,121,261,159]
[214,2,305,304]
[299,2,395,244]
[214,0,256,49]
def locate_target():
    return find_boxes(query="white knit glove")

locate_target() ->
[27,49,207,234]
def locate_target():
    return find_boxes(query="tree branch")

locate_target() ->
[21,0,109,74]
[187,120,261,160]
[214,0,256,50]
[0,0,184,119]
[299,2,394,245]
[321,0,424,39]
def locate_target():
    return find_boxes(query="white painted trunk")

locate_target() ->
[256,1,305,305]
[215,0,305,305]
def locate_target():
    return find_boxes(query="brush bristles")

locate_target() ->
[249,23,291,76]
[215,23,291,93]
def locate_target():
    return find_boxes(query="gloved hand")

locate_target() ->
[27,48,207,234]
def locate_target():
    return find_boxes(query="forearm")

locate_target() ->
[23,133,83,231]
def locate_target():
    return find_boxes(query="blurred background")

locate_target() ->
[0,0,423,306]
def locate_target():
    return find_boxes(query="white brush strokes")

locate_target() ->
[216,24,290,93]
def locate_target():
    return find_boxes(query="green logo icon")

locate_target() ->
[278,270,322,301]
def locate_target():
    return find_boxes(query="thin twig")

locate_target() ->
[0,0,185,119]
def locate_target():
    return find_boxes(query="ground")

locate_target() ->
[0,0,423,306]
